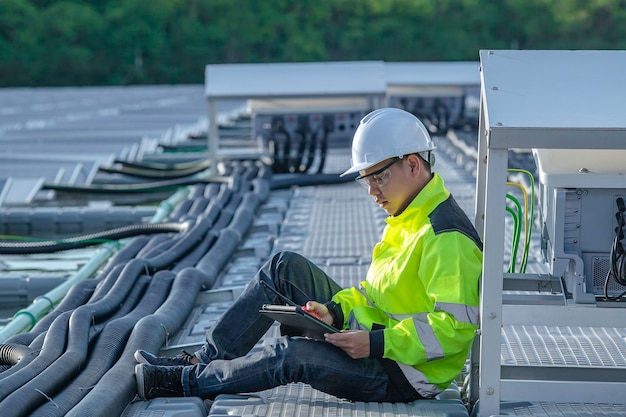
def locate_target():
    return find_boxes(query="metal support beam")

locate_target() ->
[501,379,626,403]
[503,303,626,327]
[477,146,508,417]
[501,365,626,383]
[208,98,219,177]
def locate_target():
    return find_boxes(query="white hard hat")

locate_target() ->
[341,107,435,177]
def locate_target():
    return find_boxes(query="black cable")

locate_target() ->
[112,158,207,171]
[269,172,357,190]
[99,159,210,179]
[295,119,310,174]
[302,127,318,173]
[281,125,293,173]
[0,222,189,254]
[43,176,230,194]
[613,199,626,286]
[267,116,293,173]
[604,267,626,300]
[315,128,330,174]
[603,197,626,299]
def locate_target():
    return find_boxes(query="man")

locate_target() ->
[135,107,482,402]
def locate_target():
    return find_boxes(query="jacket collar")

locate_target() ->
[385,173,450,226]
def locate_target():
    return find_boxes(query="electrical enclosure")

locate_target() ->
[534,148,626,302]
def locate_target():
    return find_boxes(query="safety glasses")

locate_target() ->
[355,158,400,189]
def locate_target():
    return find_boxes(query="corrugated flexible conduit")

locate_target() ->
[0,165,268,414]
[31,273,173,417]
[68,176,267,416]
[0,231,210,416]
[0,266,125,377]
[0,259,148,403]
[0,274,153,416]
[0,188,189,343]
[66,267,209,417]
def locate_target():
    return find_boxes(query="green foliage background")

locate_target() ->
[1,0,625,86]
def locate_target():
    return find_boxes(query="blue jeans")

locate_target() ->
[181,251,418,402]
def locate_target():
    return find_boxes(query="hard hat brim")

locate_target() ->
[339,161,378,177]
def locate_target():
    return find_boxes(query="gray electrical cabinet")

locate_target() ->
[534,148,626,301]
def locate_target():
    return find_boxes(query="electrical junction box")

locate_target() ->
[250,97,370,148]
[249,97,372,174]
[534,148,626,302]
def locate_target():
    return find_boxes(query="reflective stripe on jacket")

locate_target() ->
[332,173,482,398]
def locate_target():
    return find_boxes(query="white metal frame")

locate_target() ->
[474,49,626,416]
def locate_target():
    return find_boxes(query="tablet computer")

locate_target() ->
[260,304,339,341]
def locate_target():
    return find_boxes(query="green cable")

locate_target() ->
[508,169,535,273]
[162,146,207,153]
[505,206,518,273]
[505,195,522,273]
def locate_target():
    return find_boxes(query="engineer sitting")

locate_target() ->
[134,107,483,402]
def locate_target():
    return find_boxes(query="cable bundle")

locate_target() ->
[505,169,535,274]
[604,197,626,299]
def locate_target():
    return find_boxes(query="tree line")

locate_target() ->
[1,0,625,87]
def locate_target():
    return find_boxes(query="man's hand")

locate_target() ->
[324,330,370,359]
[304,301,334,326]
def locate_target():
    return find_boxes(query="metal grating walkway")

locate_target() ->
[502,325,626,367]
[210,385,469,417]
[497,402,626,416]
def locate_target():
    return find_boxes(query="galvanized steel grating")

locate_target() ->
[209,384,470,417]
[502,325,626,367]
[498,401,626,416]
[286,181,382,262]
[320,264,371,288]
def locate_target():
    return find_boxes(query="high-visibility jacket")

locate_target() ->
[331,173,482,398]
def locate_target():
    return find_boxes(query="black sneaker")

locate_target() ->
[134,349,198,366]
[135,363,184,399]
